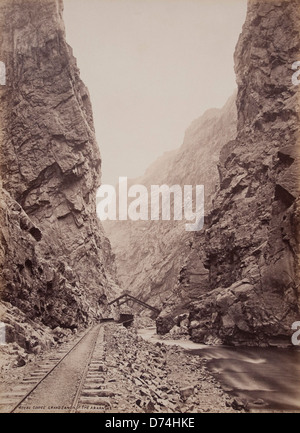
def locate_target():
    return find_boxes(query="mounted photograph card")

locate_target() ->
[0,0,300,415]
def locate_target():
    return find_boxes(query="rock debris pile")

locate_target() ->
[94,324,236,413]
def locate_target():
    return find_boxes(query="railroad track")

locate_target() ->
[70,325,118,413]
[0,324,114,413]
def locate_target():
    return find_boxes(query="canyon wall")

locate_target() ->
[0,0,119,351]
[158,0,300,346]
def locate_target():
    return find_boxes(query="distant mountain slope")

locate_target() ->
[102,94,237,310]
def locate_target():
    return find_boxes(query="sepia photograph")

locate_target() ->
[0,0,300,416]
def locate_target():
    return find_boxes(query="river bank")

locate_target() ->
[137,327,300,412]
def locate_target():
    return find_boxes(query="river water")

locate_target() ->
[138,328,300,412]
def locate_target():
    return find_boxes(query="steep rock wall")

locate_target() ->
[0,0,119,347]
[158,0,300,346]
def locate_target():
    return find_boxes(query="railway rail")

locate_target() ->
[0,324,114,413]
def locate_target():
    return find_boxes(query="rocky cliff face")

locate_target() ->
[104,94,237,311]
[158,0,300,346]
[0,0,119,352]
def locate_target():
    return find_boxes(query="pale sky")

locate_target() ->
[63,0,247,186]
